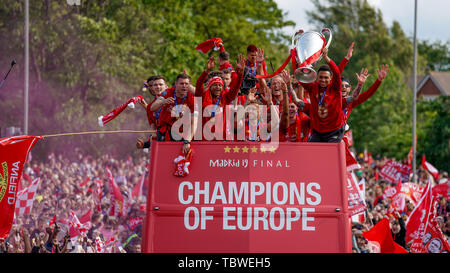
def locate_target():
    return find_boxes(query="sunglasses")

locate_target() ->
[342,84,351,88]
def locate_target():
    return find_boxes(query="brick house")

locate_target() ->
[416,71,450,101]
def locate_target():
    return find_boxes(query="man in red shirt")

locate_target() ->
[150,73,196,154]
[277,70,310,142]
[136,75,168,149]
[297,47,345,143]
[218,51,234,72]
[195,55,245,140]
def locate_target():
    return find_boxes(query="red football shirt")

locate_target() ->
[300,59,344,133]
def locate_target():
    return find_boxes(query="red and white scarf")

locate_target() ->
[98,96,143,126]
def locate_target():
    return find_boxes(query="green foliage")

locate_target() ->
[0,0,293,160]
[417,96,450,172]
[418,40,450,72]
[306,0,448,170]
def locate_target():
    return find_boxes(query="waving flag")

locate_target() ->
[422,154,439,180]
[410,217,450,253]
[362,218,408,253]
[406,176,435,243]
[14,177,41,215]
[346,171,366,216]
[93,179,103,212]
[106,167,125,218]
[132,171,147,199]
[0,135,41,240]
[432,180,449,199]
[68,210,91,238]
[379,160,411,183]
[385,180,406,216]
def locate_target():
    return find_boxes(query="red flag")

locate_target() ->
[410,217,450,253]
[422,154,439,180]
[79,209,93,224]
[195,37,225,54]
[432,180,450,199]
[68,210,90,238]
[106,167,124,217]
[0,135,41,240]
[346,171,366,216]
[402,182,425,206]
[98,96,143,126]
[379,160,411,184]
[407,146,413,167]
[406,177,434,243]
[385,180,406,216]
[362,218,408,253]
[80,176,90,187]
[132,171,147,199]
[128,216,143,231]
[93,179,103,213]
[343,137,360,172]
[48,214,57,227]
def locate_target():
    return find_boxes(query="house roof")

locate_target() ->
[417,71,450,96]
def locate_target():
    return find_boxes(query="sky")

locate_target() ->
[274,0,450,43]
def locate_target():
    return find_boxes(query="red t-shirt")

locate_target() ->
[219,61,234,71]
[195,70,243,140]
[158,88,195,128]
[145,92,166,128]
[300,59,343,133]
[280,113,310,142]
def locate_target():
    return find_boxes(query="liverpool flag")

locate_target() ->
[0,135,41,240]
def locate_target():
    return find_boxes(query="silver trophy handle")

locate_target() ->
[321,28,332,49]
[291,29,304,49]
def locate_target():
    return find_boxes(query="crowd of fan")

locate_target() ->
[0,152,148,253]
[350,154,449,253]
[1,149,447,253]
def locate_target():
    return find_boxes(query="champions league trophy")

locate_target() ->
[291,28,332,83]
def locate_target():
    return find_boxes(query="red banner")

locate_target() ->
[410,217,450,253]
[0,135,41,240]
[379,160,412,183]
[142,142,351,253]
[346,171,366,216]
[406,178,435,243]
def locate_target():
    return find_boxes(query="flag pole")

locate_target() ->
[412,0,418,183]
[41,130,156,139]
[24,0,29,135]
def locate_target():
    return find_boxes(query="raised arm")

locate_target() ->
[345,67,369,105]
[338,42,354,73]
[224,54,245,103]
[255,48,269,90]
[351,65,388,108]
[322,47,341,93]
[279,70,290,132]
[150,91,174,112]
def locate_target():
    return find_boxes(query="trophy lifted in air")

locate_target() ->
[291,28,332,83]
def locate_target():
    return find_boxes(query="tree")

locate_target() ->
[417,96,450,172]
[0,0,294,160]
[418,40,450,72]
[306,0,421,160]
